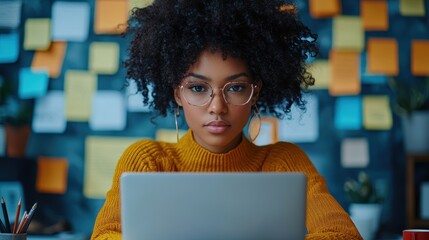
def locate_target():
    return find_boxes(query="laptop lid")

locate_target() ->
[120,172,307,240]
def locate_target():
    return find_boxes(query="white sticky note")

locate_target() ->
[32,91,66,133]
[0,1,22,28]
[90,91,126,131]
[126,80,153,112]
[341,138,369,168]
[278,94,319,143]
[52,1,90,41]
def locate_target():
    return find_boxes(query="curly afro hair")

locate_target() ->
[125,0,318,118]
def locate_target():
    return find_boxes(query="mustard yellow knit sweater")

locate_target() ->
[91,131,362,240]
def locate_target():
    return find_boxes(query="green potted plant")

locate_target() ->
[0,75,33,157]
[344,171,384,240]
[388,76,429,153]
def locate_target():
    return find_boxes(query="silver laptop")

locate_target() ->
[120,172,307,240]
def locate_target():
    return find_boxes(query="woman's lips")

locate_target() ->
[205,120,230,134]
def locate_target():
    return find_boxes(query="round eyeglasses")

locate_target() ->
[179,81,257,106]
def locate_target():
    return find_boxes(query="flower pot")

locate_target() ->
[402,111,429,154]
[349,203,382,240]
[5,124,31,158]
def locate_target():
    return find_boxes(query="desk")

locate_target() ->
[28,233,88,240]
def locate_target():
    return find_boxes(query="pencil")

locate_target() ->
[0,217,6,233]
[1,197,11,233]
[13,198,21,234]
[22,202,37,233]
[16,211,27,234]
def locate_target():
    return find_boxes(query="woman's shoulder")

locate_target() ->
[119,139,178,172]
[125,139,176,156]
[268,141,306,154]
[261,141,313,171]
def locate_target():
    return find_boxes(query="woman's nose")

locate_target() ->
[208,89,228,115]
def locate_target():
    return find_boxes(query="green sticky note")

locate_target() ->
[89,42,120,74]
[400,0,425,16]
[24,18,51,50]
[333,16,364,51]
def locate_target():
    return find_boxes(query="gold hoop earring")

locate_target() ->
[175,106,180,142]
[248,105,261,142]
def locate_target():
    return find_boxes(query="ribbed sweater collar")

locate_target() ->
[175,130,265,172]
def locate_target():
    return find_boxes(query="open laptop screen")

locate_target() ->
[120,172,307,240]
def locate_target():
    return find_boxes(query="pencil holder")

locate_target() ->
[0,233,27,240]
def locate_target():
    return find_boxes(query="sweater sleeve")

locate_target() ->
[264,143,363,240]
[90,140,159,240]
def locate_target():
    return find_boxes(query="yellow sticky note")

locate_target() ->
[65,70,97,121]
[333,16,364,51]
[156,129,187,143]
[89,42,120,74]
[367,38,398,76]
[412,40,429,76]
[94,0,128,34]
[329,50,361,96]
[24,18,51,50]
[400,0,425,16]
[84,136,142,198]
[309,0,341,18]
[361,0,388,31]
[31,41,67,78]
[308,60,330,89]
[363,95,392,130]
[36,157,68,194]
[129,0,154,11]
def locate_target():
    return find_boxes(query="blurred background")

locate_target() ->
[0,0,429,239]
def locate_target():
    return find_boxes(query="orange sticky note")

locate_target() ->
[329,50,361,96]
[31,41,67,78]
[412,40,429,76]
[309,0,341,18]
[94,0,128,34]
[361,0,388,31]
[367,38,398,75]
[36,157,68,194]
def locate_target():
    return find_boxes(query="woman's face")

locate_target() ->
[175,49,258,153]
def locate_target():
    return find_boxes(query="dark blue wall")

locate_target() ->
[2,0,428,238]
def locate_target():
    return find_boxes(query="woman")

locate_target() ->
[91,0,362,239]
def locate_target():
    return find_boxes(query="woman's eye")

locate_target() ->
[227,84,245,92]
[189,85,207,92]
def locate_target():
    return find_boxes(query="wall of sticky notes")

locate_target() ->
[0,0,428,237]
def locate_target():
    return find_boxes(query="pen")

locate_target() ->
[13,198,21,234]
[1,197,11,233]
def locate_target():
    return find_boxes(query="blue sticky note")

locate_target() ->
[0,1,23,28]
[19,68,49,99]
[52,1,90,42]
[0,32,19,63]
[335,96,362,130]
[361,53,387,84]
